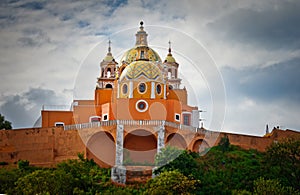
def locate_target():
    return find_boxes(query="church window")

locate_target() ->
[105,84,113,88]
[103,114,108,121]
[89,116,101,122]
[183,114,190,126]
[168,69,172,79]
[54,122,64,127]
[175,113,180,122]
[141,51,144,59]
[122,83,128,94]
[135,100,148,112]
[138,82,146,93]
[156,84,162,95]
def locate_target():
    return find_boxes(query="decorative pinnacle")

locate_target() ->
[108,39,111,53]
[139,21,144,31]
[168,40,172,53]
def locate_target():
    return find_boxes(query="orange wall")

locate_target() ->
[42,111,74,127]
[167,89,187,105]
[116,98,168,120]
[0,127,85,166]
[166,99,182,123]
[0,126,299,168]
[95,89,113,106]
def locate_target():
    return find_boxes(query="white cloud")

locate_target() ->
[0,0,299,134]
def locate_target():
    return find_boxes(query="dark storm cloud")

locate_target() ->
[208,1,300,50]
[0,88,68,129]
[19,1,46,10]
[222,57,300,103]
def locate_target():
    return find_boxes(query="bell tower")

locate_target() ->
[97,40,118,89]
[163,41,181,89]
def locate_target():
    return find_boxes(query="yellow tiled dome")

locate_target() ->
[120,46,162,64]
[120,61,163,82]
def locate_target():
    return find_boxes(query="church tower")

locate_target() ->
[163,41,181,89]
[97,40,118,89]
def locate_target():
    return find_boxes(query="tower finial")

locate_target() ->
[168,40,172,53]
[108,39,111,53]
[139,21,144,31]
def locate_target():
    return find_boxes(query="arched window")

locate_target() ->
[138,82,146,93]
[168,69,172,79]
[105,84,113,88]
[122,83,128,94]
[141,51,145,59]
[156,84,162,95]
[107,68,111,78]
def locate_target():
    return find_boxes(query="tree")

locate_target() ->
[218,134,231,152]
[253,177,299,195]
[0,113,12,130]
[265,138,300,190]
[14,169,74,195]
[154,146,199,177]
[145,170,200,195]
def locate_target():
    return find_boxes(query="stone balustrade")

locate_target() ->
[64,120,201,133]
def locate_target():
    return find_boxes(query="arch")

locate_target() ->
[192,139,209,153]
[105,84,113,88]
[166,133,187,149]
[86,131,115,168]
[124,129,157,165]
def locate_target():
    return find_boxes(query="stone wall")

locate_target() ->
[0,127,85,167]
[0,126,299,167]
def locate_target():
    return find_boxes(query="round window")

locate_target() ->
[156,84,162,95]
[135,100,148,112]
[138,82,146,93]
[138,101,146,109]
[122,84,128,94]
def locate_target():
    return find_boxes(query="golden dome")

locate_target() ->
[120,46,162,64]
[165,53,176,63]
[120,61,163,82]
[103,53,114,62]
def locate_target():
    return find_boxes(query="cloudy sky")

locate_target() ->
[0,0,299,136]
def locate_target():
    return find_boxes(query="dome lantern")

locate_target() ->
[135,21,148,46]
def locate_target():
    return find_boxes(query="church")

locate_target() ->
[1,22,299,184]
[41,21,208,182]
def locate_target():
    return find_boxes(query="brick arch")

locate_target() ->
[191,138,209,153]
[166,133,187,149]
[86,131,115,168]
[124,129,157,165]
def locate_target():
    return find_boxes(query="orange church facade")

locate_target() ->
[39,22,206,183]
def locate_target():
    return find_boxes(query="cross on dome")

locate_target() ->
[108,39,111,53]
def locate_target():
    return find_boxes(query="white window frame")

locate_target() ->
[102,113,109,121]
[175,113,180,122]
[135,99,149,112]
[54,122,65,127]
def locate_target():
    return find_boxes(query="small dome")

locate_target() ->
[120,46,162,64]
[120,61,163,82]
[165,53,176,63]
[103,53,114,62]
